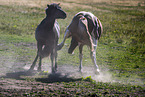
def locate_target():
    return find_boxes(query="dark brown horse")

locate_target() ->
[29,3,66,73]
[58,11,103,74]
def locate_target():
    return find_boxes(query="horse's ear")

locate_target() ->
[57,3,60,5]
[47,4,49,7]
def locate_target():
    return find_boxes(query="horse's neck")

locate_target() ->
[43,17,56,30]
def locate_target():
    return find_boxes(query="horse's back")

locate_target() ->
[35,20,60,45]
[68,11,102,43]
[68,12,93,45]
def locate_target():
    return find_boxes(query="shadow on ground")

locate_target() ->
[0,70,37,80]
[0,70,82,83]
[36,73,82,83]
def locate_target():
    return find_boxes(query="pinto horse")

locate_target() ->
[29,3,66,73]
[58,11,103,74]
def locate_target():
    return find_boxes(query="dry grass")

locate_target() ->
[1,0,144,15]
[62,0,145,6]
[0,0,49,7]
[1,0,144,8]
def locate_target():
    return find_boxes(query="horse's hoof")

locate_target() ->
[28,68,33,72]
[52,69,56,74]
[57,43,64,50]
[95,69,100,75]
[79,70,82,73]
[52,71,56,74]
[27,69,32,73]
[37,68,42,72]
[55,66,57,71]
[27,69,38,75]
[79,69,83,74]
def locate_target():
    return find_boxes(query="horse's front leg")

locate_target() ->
[37,56,42,71]
[79,45,83,72]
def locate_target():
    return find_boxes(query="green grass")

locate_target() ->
[0,0,145,96]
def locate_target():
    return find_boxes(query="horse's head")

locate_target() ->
[45,3,66,19]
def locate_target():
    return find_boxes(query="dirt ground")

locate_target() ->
[0,64,145,96]
[0,65,108,96]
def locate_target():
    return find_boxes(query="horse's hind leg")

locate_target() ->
[57,28,71,50]
[30,42,43,71]
[54,49,58,71]
[37,56,42,71]
[79,45,83,72]
[90,51,100,74]
[37,43,43,71]
[90,39,100,74]
[29,54,38,70]
[50,51,56,73]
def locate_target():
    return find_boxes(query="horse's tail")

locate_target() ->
[93,17,103,40]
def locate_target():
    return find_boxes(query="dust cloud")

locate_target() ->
[2,60,144,86]
[0,53,18,76]
[38,63,144,86]
[58,65,114,83]
[24,63,113,83]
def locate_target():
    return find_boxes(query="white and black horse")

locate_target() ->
[58,11,103,74]
[29,3,66,73]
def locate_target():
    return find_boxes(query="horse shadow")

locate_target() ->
[0,70,82,83]
[0,70,37,80]
[36,72,82,83]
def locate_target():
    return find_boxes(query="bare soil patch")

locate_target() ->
[0,64,145,96]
